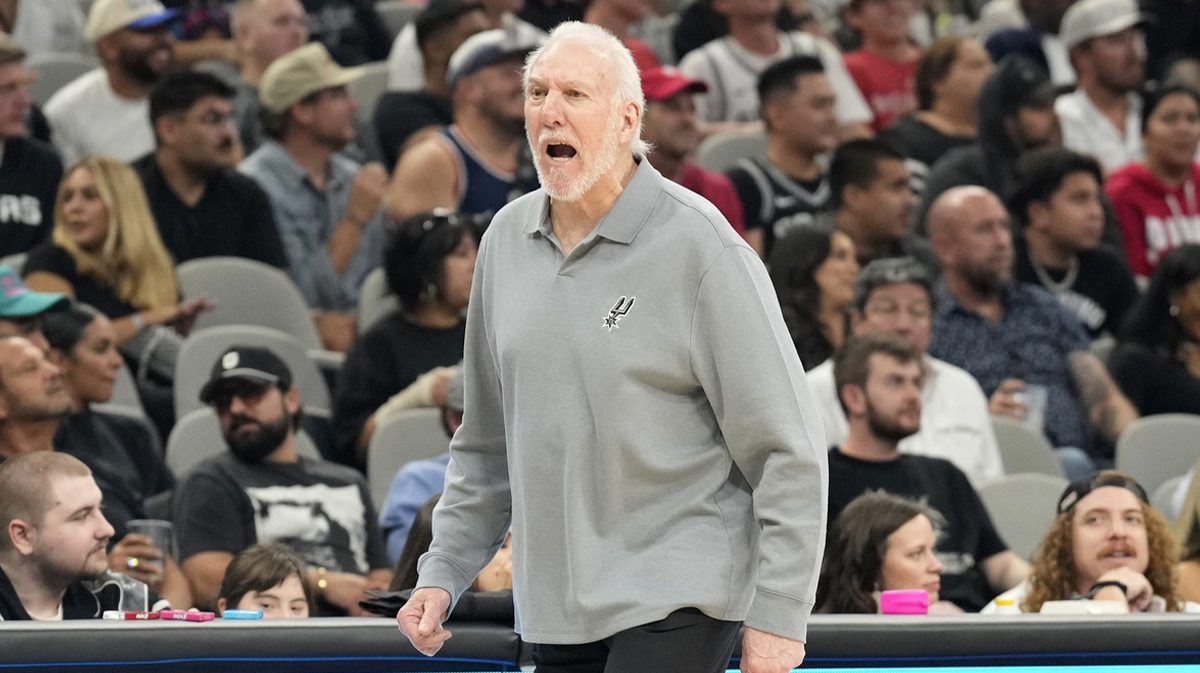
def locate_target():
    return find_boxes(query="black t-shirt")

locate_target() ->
[22,244,137,318]
[0,137,64,258]
[174,453,390,575]
[0,567,162,620]
[1109,342,1200,416]
[726,156,831,258]
[1013,236,1140,340]
[827,448,1009,612]
[55,409,175,541]
[303,0,391,66]
[131,153,288,269]
[332,313,466,466]
[374,91,453,170]
[878,116,974,196]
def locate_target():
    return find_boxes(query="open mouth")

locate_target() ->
[546,143,577,162]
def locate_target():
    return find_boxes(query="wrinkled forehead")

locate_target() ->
[526,39,616,91]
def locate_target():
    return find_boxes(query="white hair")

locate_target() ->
[523,21,650,158]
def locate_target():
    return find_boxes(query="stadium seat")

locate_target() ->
[1152,473,1187,522]
[166,407,322,477]
[367,408,450,510]
[375,0,423,39]
[176,256,324,350]
[990,415,1065,478]
[693,129,768,174]
[356,267,399,333]
[174,325,333,420]
[28,52,97,106]
[1116,414,1200,497]
[978,473,1068,560]
[347,61,391,120]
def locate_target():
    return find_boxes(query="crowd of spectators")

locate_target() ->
[2,0,1200,627]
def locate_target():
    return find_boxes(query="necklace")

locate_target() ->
[1030,255,1079,292]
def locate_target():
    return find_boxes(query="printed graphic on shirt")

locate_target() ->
[604,296,635,331]
[0,195,43,227]
[245,483,369,574]
[1145,213,1200,267]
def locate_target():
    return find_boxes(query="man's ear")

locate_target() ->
[8,519,34,557]
[217,597,228,616]
[621,100,642,146]
[1026,201,1050,233]
[284,386,301,416]
[839,383,867,417]
[155,114,182,148]
[94,35,120,64]
[848,309,864,333]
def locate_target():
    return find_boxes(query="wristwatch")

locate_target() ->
[1080,580,1128,600]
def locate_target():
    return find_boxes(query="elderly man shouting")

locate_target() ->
[396,21,828,673]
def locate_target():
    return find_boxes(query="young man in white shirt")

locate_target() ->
[43,0,178,165]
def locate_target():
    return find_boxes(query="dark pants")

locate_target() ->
[531,608,742,673]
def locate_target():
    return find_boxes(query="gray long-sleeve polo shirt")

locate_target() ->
[415,159,828,644]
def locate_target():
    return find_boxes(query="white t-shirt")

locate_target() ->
[12,2,88,58]
[678,30,871,126]
[982,579,1200,613]
[43,68,155,166]
[386,14,546,92]
[807,354,1004,486]
[1056,90,1143,174]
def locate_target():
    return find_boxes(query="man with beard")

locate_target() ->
[239,43,389,352]
[828,334,1030,613]
[174,346,392,612]
[1055,0,1150,174]
[44,0,178,165]
[0,336,74,461]
[133,70,288,268]
[387,29,541,220]
[398,22,827,673]
[926,186,1138,472]
[0,451,167,620]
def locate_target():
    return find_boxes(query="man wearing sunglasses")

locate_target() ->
[174,345,393,614]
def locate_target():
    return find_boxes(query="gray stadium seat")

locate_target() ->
[367,408,450,510]
[28,52,97,106]
[375,0,423,39]
[0,252,27,271]
[347,61,391,117]
[356,267,399,334]
[175,256,323,350]
[174,325,333,420]
[978,473,1068,560]
[990,415,1065,478]
[1151,474,1187,522]
[1116,414,1200,497]
[166,407,322,477]
[693,129,768,174]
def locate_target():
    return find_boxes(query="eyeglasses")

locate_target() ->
[210,380,274,412]
[190,110,234,127]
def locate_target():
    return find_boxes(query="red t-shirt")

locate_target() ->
[679,163,746,237]
[843,50,919,132]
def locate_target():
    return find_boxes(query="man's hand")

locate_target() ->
[988,379,1028,419]
[321,572,372,616]
[1095,567,1154,612]
[397,587,453,656]
[109,534,165,588]
[740,627,805,673]
[346,163,389,225]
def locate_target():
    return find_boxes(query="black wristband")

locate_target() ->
[1086,580,1128,599]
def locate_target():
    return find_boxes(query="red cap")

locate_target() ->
[641,66,707,101]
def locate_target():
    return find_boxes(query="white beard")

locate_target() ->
[529,116,625,202]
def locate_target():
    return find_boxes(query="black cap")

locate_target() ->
[990,55,1062,117]
[1057,471,1149,515]
[198,345,293,404]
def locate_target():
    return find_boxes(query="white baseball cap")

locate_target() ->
[1059,0,1148,51]
[85,0,179,43]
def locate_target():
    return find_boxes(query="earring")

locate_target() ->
[1171,305,1181,317]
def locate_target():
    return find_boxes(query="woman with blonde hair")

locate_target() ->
[984,472,1195,613]
[23,157,210,389]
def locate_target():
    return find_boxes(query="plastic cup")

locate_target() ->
[1017,383,1048,433]
[125,519,176,573]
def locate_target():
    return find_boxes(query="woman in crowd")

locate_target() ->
[390,494,513,594]
[1106,85,1200,280]
[22,157,210,431]
[332,210,482,467]
[1109,244,1200,416]
[815,490,948,613]
[879,36,992,195]
[986,472,1191,613]
[769,225,859,370]
[217,543,314,619]
[42,302,189,609]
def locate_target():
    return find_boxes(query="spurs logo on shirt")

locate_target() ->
[604,296,635,331]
